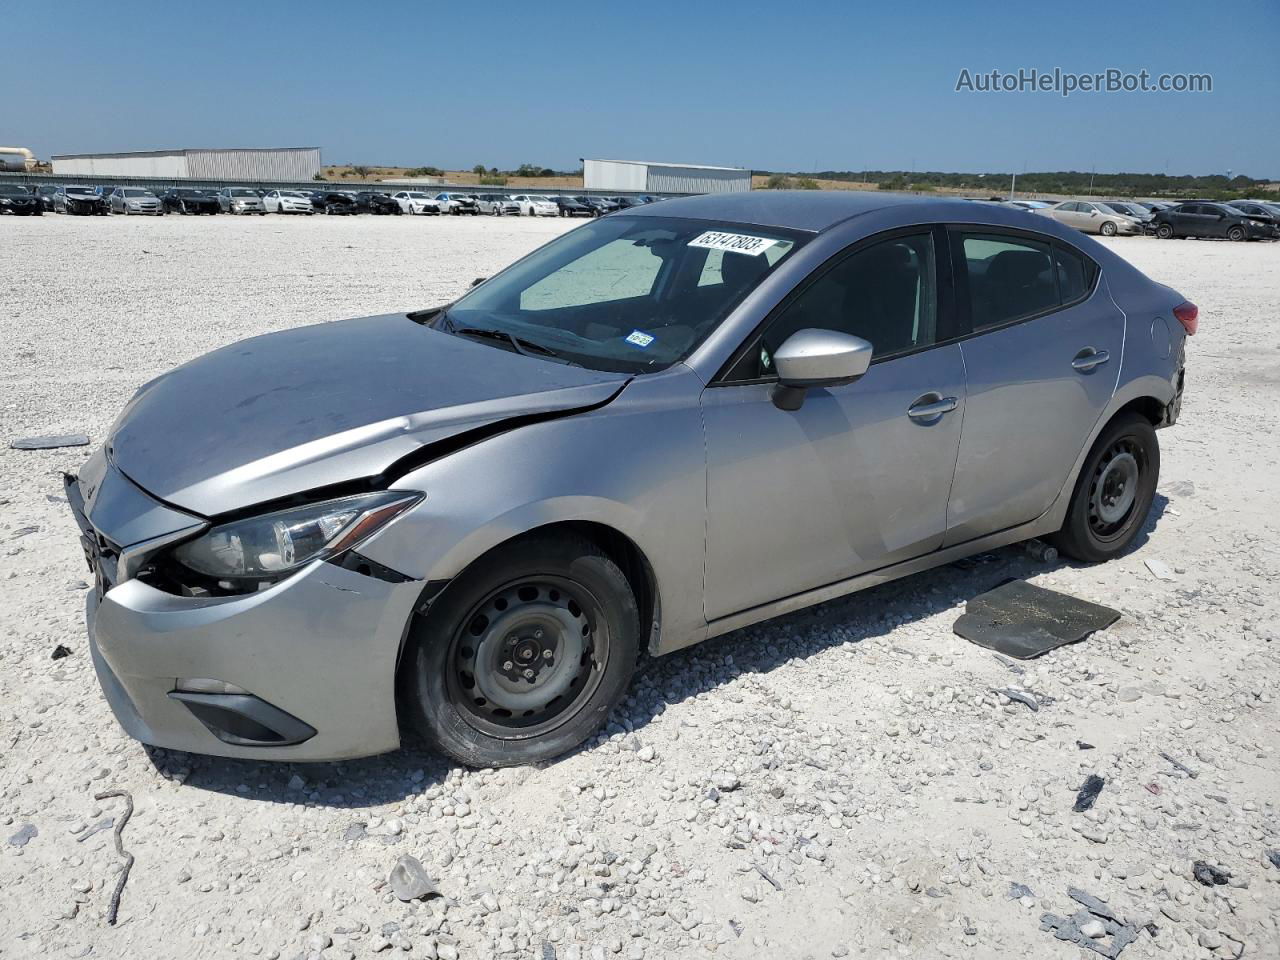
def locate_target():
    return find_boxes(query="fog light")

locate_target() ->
[175,678,249,695]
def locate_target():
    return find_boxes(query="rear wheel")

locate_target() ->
[405,535,639,767]
[1050,412,1159,563]
[1156,223,1174,239]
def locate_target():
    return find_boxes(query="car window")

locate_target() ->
[444,216,805,374]
[739,233,937,379]
[1054,245,1092,303]
[960,233,1057,330]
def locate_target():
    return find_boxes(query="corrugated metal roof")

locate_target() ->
[584,158,747,172]
[51,147,321,160]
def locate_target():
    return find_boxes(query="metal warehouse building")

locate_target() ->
[584,158,750,195]
[51,147,322,182]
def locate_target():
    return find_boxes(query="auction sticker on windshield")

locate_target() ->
[688,231,779,256]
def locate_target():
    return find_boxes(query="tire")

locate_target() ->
[1226,225,1245,242]
[1156,223,1173,239]
[1099,220,1117,237]
[404,534,640,768]
[1050,412,1160,564]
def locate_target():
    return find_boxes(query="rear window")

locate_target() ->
[958,232,1096,330]
[961,234,1057,329]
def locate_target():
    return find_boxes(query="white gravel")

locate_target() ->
[2,214,1278,960]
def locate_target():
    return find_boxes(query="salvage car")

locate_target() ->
[0,182,43,215]
[512,194,559,217]
[107,187,164,216]
[354,191,402,215]
[161,188,220,215]
[54,185,110,215]
[392,190,442,215]
[1037,200,1144,236]
[474,194,519,216]
[217,187,268,215]
[66,192,1194,767]
[310,191,359,215]
[262,189,316,215]
[554,195,595,217]
[435,192,480,215]
[1151,201,1279,241]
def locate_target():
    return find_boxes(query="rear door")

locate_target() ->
[701,227,966,619]
[944,228,1123,545]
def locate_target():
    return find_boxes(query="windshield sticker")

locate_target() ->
[625,330,655,349]
[688,231,779,256]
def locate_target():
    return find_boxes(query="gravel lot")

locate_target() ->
[2,214,1278,960]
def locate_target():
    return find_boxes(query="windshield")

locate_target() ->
[67,188,97,196]
[123,189,152,197]
[0,184,28,196]
[434,215,806,374]
[231,188,257,197]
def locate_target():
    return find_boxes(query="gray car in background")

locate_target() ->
[217,187,267,215]
[108,187,163,215]
[67,192,1195,767]
[1038,199,1145,236]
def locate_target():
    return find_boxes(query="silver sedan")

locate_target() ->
[108,188,163,215]
[1037,199,1144,236]
[68,192,1194,767]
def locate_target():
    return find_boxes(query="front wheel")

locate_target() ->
[1050,413,1159,563]
[1099,220,1117,237]
[404,535,640,767]
[1226,225,1245,241]
[1156,223,1174,239]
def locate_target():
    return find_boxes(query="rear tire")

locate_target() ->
[1050,413,1159,563]
[405,534,640,768]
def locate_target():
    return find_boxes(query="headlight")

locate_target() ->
[169,491,420,584]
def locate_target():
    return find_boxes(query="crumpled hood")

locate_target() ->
[109,314,628,516]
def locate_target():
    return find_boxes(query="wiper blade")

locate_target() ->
[452,325,580,366]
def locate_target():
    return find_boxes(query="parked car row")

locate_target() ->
[1027,197,1280,241]
[7,183,667,219]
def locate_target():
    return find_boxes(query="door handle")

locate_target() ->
[907,394,958,421]
[1072,348,1111,372]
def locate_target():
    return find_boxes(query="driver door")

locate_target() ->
[700,228,966,621]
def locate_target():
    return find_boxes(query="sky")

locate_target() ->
[5,0,1279,179]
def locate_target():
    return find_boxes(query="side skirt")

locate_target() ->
[701,514,1060,643]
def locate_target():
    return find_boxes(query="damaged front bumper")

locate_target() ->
[67,460,424,761]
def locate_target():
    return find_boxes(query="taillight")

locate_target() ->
[1173,301,1198,336]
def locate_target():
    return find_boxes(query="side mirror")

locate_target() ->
[770,329,873,411]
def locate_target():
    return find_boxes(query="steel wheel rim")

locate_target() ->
[447,576,608,738]
[1088,439,1142,538]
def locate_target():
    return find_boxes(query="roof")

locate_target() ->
[627,190,983,232]
[51,147,320,160]
[585,158,748,173]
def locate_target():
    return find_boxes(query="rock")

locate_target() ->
[1079,920,1106,939]
[637,746,655,762]
[1116,686,1143,703]
[1198,930,1223,950]
[8,823,38,847]
[713,773,741,792]
[287,774,306,791]
[388,855,440,901]
[1143,558,1176,581]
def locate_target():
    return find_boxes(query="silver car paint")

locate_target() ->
[73,192,1187,760]
[110,315,628,515]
